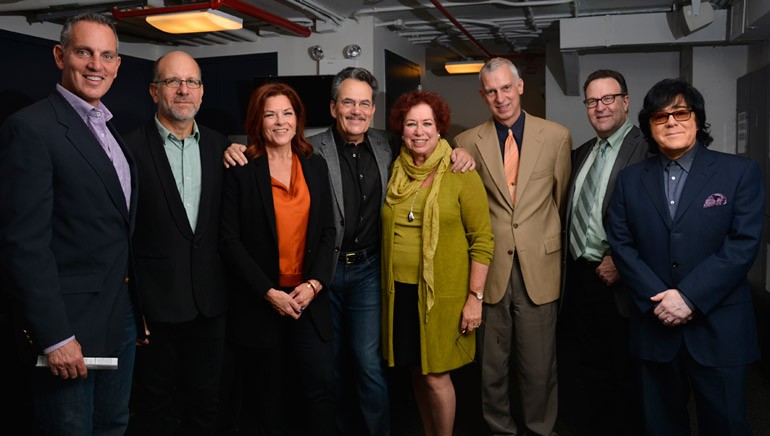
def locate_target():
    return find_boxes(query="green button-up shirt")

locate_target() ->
[155,116,202,231]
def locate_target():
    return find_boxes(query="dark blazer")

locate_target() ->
[608,145,763,366]
[309,126,393,263]
[561,125,649,315]
[0,90,141,360]
[125,120,229,324]
[219,152,336,348]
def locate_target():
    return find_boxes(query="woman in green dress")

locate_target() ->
[381,90,494,436]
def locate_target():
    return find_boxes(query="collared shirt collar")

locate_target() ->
[494,112,525,147]
[56,83,113,123]
[332,125,369,148]
[599,119,634,152]
[659,141,698,172]
[154,115,200,142]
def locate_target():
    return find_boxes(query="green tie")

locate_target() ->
[570,140,608,259]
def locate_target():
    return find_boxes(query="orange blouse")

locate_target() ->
[272,153,310,288]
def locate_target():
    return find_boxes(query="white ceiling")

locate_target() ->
[0,0,737,60]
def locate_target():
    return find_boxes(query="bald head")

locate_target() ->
[150,51,203,137]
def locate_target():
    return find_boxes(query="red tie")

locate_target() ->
[504,129,519,204]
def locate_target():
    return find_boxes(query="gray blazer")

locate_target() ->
[561,124,650,316]
[309,126,394,265]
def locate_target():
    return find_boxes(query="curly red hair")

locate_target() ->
[388,90,450,138]
[244,82,313,159]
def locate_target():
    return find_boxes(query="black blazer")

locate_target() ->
[220,152,336,348]
[0,90,142,360]
[125,120,229,324]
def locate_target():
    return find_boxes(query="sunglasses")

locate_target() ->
[650,109,692,125]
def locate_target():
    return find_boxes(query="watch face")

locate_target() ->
[476,292,484,300]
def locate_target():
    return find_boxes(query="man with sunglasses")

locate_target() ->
[608,78,763,435]
[557,69,648,436]
[124,51,230,435]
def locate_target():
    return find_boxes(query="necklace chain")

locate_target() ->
[407,187,420,222]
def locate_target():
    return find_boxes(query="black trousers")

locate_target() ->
[557,257,642,436]
[229,309,335,436]
[128,313,226,436]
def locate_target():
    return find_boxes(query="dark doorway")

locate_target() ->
[384,50,421,123]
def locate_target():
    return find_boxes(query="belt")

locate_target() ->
[338,247,377,265]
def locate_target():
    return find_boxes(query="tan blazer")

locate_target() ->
[453,113,571,305]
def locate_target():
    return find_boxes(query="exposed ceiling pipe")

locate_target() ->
[429,0,493,57]
[353,0,574,19]
[111,0,312,38]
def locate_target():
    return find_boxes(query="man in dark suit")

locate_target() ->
[0,12,143,435]
[124,51,229,436]
[557,69,647,436]
[454,57,572,436]
[608,78,763,435]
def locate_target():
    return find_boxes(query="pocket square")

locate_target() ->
[703,193,727,208]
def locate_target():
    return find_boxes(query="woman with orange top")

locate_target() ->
[219,82,336,435]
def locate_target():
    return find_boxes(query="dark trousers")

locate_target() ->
[127,313,226,436]
[229,309,335,436]
[557,258,641,436]
[639,346,752,436]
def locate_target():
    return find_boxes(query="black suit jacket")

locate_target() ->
[125,120,229,324]
[0,90,142,360]
[561,125,649,315]
[220,152,336,348]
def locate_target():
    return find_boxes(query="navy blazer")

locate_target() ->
[608,145,763,366]
[219,151,336,348]
[125,120,229,324]
[0,90,142,361]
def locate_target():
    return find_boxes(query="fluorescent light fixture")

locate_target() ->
[146,9,243,34]
[444,60,485,74]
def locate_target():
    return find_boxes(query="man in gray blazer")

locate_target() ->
[558,69,648,436]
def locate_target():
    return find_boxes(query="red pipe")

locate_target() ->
[112,0,311,38]
[429,0,493,58]
[223,0,310,38]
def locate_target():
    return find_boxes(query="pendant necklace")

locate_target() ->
[407,188,420,222]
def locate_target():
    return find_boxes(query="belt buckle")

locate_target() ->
[344,252,357,265]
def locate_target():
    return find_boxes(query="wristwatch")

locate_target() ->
[469,290,484,301]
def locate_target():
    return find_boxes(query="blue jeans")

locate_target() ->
[329,253,390,436]
[31,305,137,436]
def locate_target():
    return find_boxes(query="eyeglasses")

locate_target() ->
[650,109,693,125]
[153,78,203,89]
[337,99,373,109]
[583,93,627,108]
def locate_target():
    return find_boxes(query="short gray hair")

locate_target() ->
[479,57,520,87]
[60,12,118,49]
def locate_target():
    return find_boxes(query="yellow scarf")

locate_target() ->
[385,138,452,320]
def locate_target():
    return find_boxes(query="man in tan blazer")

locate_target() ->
[453,57,571,436]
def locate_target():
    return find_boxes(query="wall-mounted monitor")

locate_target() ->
[253,75,335,128]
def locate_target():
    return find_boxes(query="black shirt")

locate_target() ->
[494,112,526,162]
[333,128,382,251]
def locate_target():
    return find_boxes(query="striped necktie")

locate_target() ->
[570,140,608,259]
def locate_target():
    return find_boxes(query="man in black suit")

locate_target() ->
[558,69,647,436]
[125,51,229,436]
[0,12,143,435]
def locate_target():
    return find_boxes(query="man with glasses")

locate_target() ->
[557,69,647,436]
[608,78,763,435]
[0,13,144,435]
[124,51,230,436]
